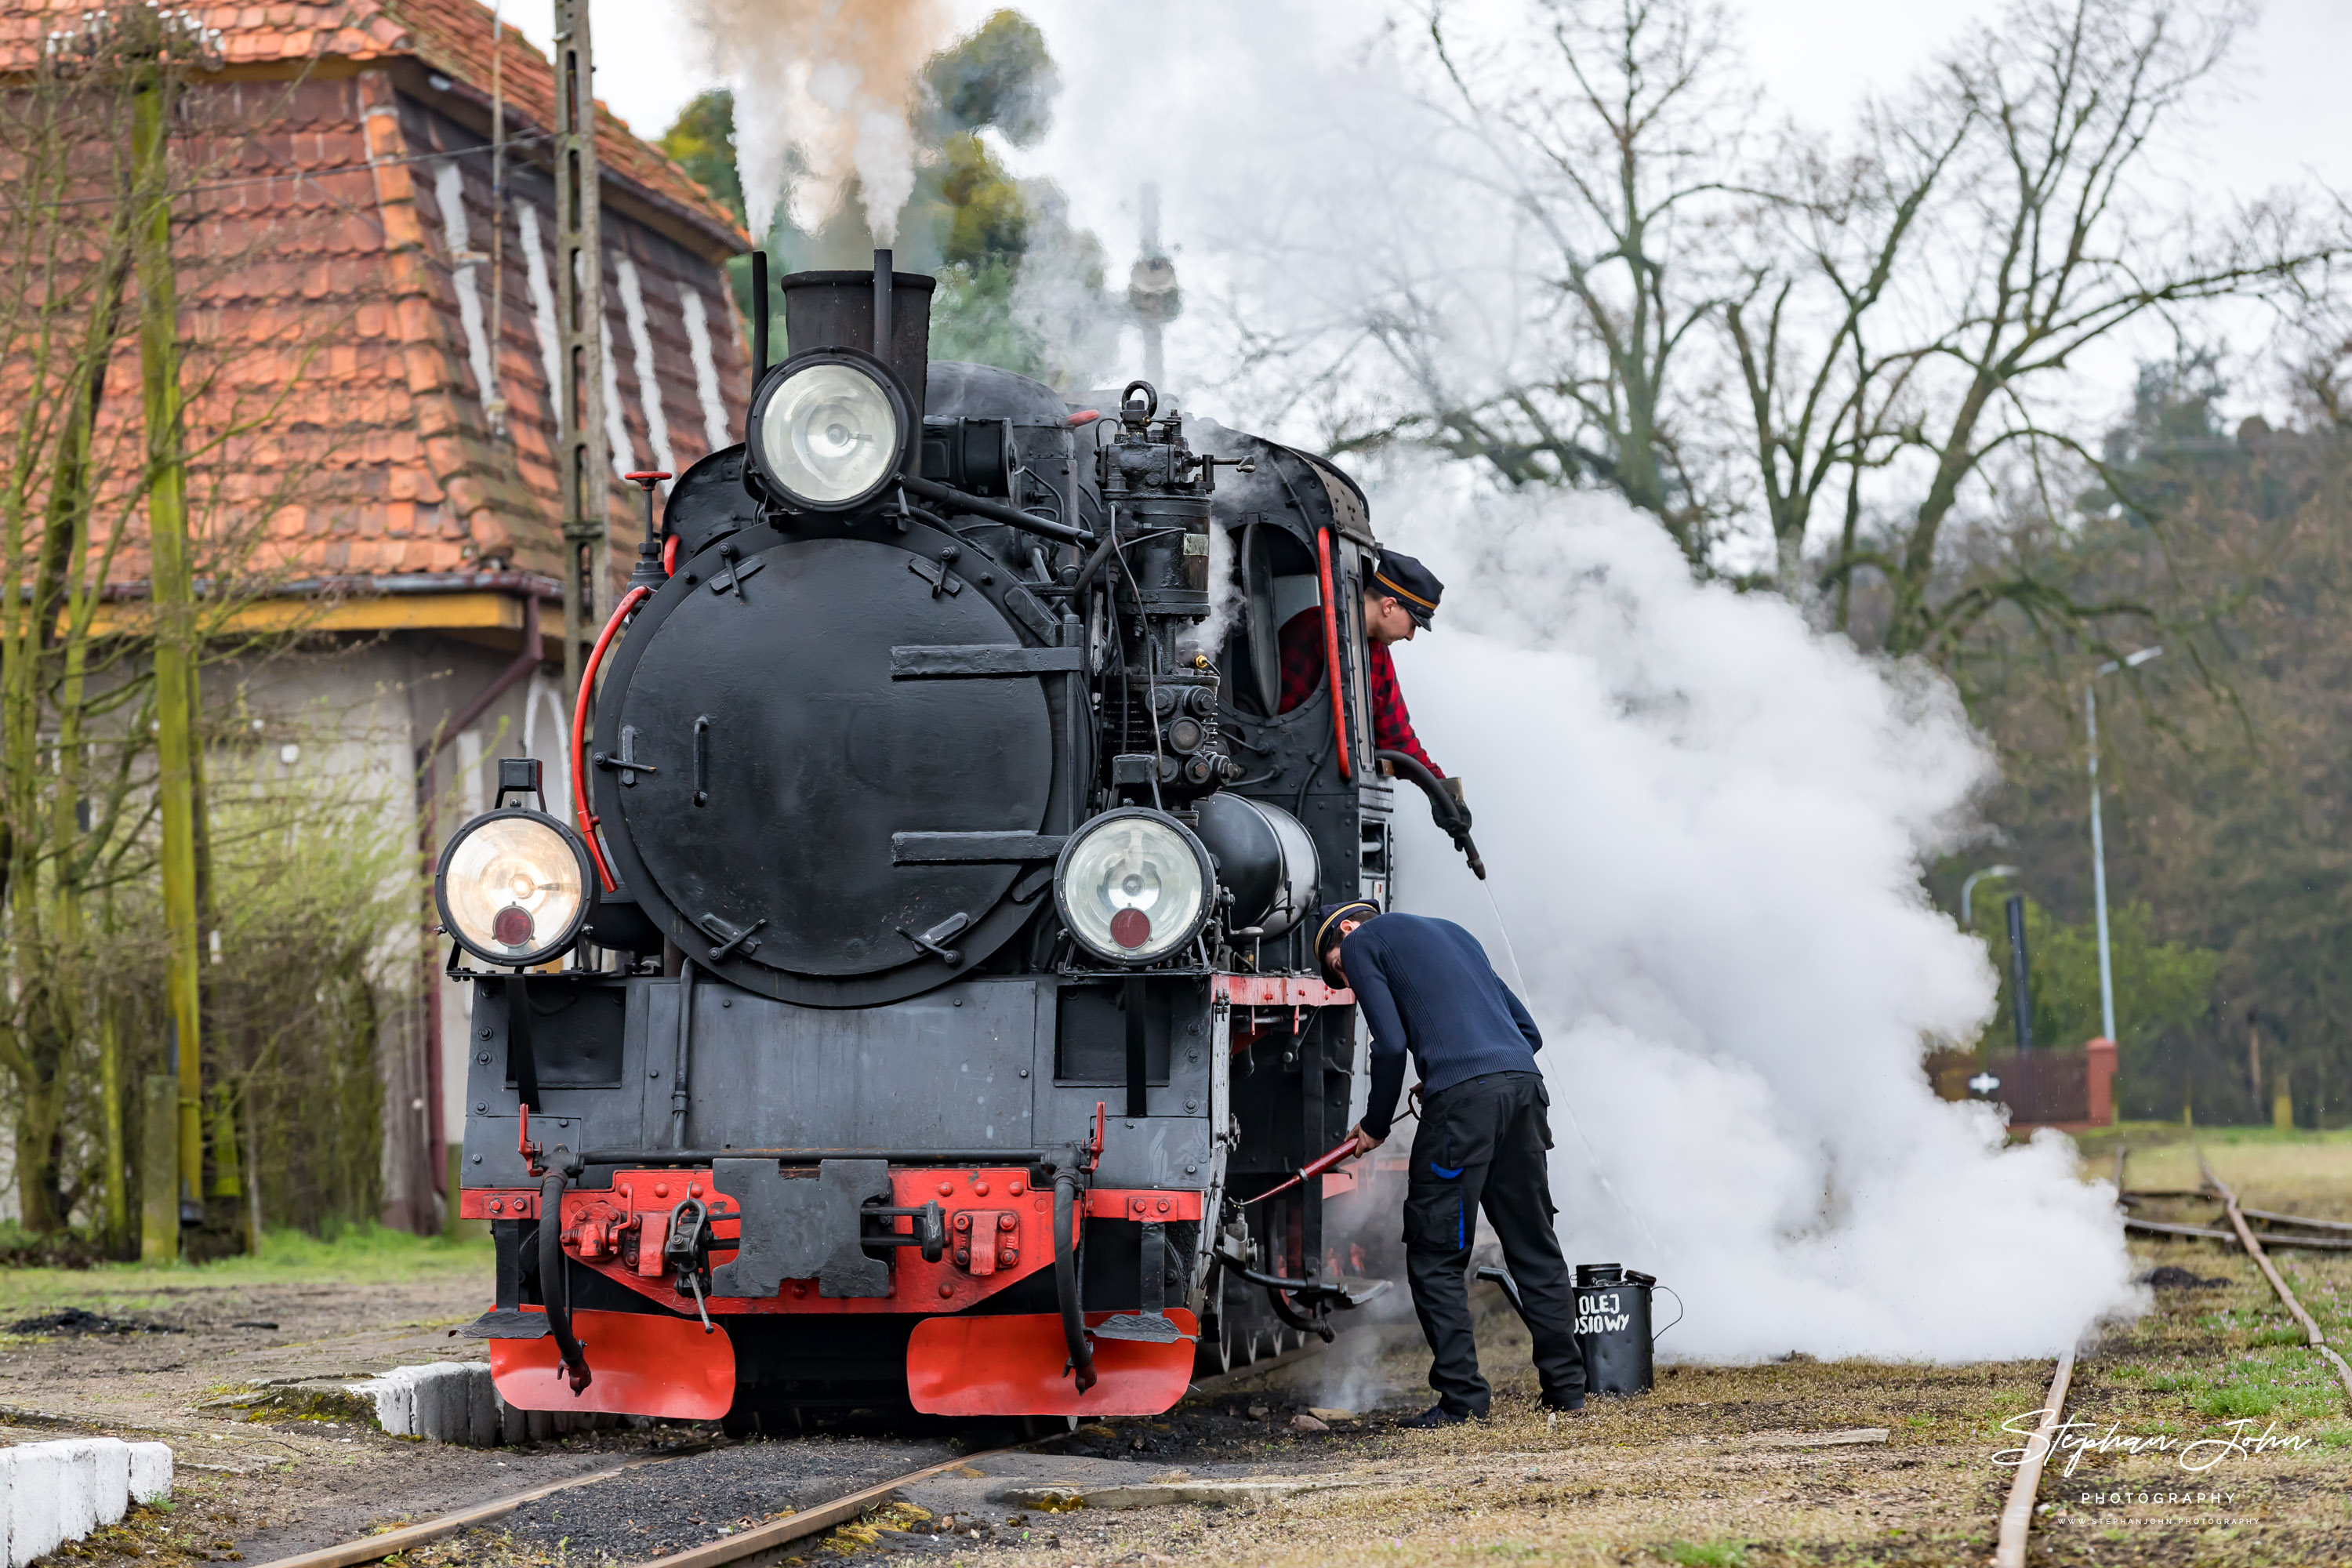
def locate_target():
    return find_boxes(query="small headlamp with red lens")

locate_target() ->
[1053,808,1215,966]
[434,808,593,969]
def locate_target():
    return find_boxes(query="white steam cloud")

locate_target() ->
[1371,463,2139,1361]
[685,0,947,243]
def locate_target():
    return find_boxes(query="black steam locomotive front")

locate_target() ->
[445,253,1425,1421]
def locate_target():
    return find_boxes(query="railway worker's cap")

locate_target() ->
[1314,900,1381,984]
[1371,552,1443,630]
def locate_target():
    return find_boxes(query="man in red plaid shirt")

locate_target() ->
[1276,550,1446,778]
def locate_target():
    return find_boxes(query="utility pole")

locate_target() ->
[2086,646,2160,1046]
[1958,864,2019,928]
[2004,894,2034,1051]
[134,64,202,1250]
[553,0,608,696]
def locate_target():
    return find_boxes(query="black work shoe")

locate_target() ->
[1541,1396,1587,1414]
[1400,1403,1476,1428]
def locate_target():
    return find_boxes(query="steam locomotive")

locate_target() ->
[445,253,1476,1423]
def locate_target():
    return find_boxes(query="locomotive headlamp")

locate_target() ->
[746,350,911,511]
[1054,808,1214,965]
[435,809,593,969]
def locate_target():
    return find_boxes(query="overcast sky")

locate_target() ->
[529,0,2352,219]
[516,0,2350,424]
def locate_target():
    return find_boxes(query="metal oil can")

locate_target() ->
[1573,1262,1657,1396]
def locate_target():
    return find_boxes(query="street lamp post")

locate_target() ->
[1960,865,2020,927]
[2087,647,2161,1044]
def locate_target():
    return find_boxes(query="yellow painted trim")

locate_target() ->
[89,590,533,638]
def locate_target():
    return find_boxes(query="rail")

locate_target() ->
[1991,1341,2078,1568]
[2202,1157,2352,1410]
[625,1446,1020,1568]
[247,1448,707,1568]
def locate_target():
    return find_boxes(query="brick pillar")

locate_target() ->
[2085,1037,2118,1126]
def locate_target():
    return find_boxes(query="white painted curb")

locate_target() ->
[1,1437,170,1568]
[343,1362,626,1446]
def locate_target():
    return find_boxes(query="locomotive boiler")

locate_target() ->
[443,252,1473,1423]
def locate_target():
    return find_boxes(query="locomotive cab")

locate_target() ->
[447,252,1410,1423]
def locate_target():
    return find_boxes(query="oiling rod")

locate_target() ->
[1240,1137,1360,1207]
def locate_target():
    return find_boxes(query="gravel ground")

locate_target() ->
[488,1433,961,1563]
[9,1147,2352,1568]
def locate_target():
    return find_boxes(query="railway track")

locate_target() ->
[247,1441,1019,1568]
[1994,1156,2352,1568]
[248,1314,1367,1568]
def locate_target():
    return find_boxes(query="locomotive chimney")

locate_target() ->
[775,259,936,421]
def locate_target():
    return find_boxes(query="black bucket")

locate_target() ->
[1573,1262,1679,1396]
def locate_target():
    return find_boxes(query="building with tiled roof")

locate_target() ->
[0,0,753,1231]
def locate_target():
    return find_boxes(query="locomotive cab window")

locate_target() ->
[1219,520,1322,720]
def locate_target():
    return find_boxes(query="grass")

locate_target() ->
[1662,1542,1752,1567]
[2073,1123,2352,1218]
[0,1221,491,1316]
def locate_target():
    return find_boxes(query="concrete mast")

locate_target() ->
[552,0,609,695]
[1127,182,1179,389]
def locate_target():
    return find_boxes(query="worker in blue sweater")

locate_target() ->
[1316,900,1584,1425]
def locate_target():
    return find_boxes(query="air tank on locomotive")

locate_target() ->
[436,249,1404,1423]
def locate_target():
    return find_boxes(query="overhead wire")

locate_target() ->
[0,131,554,215]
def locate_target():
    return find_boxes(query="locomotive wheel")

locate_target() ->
[1196,1309,1236,1376]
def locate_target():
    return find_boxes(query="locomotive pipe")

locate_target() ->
[570,585,651,892]
[750,249,768,390]
[873,248,892,359]
[539,1171,592,1393]
[1377,748,1486,880]
[1067,528,1119,598]
[1053,1172,1098,1393]
[899,473,1093,547]
[1317,528,1350,780]
[669,958,694,1148]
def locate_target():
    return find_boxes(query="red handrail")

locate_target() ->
[1316,527,1351,780]
[572,585,651,892]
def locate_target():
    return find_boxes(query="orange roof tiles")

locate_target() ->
[0,2,751,592]
[0,0,748,250]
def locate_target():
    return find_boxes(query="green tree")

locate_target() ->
[1948,350,2352,1124]
[656,88,746,227]
[1975,898,2220,1110]
[668,10,1123,390]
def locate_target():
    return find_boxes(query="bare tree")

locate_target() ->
[1722,103,1969,602]
[1212,0,2336,654]
[0,10,402,1241]
[1210,0,1743,564]
[1780,0,2333,658]
[1410,0,1739,557]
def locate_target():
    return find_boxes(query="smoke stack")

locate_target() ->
[774,263,937,418]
